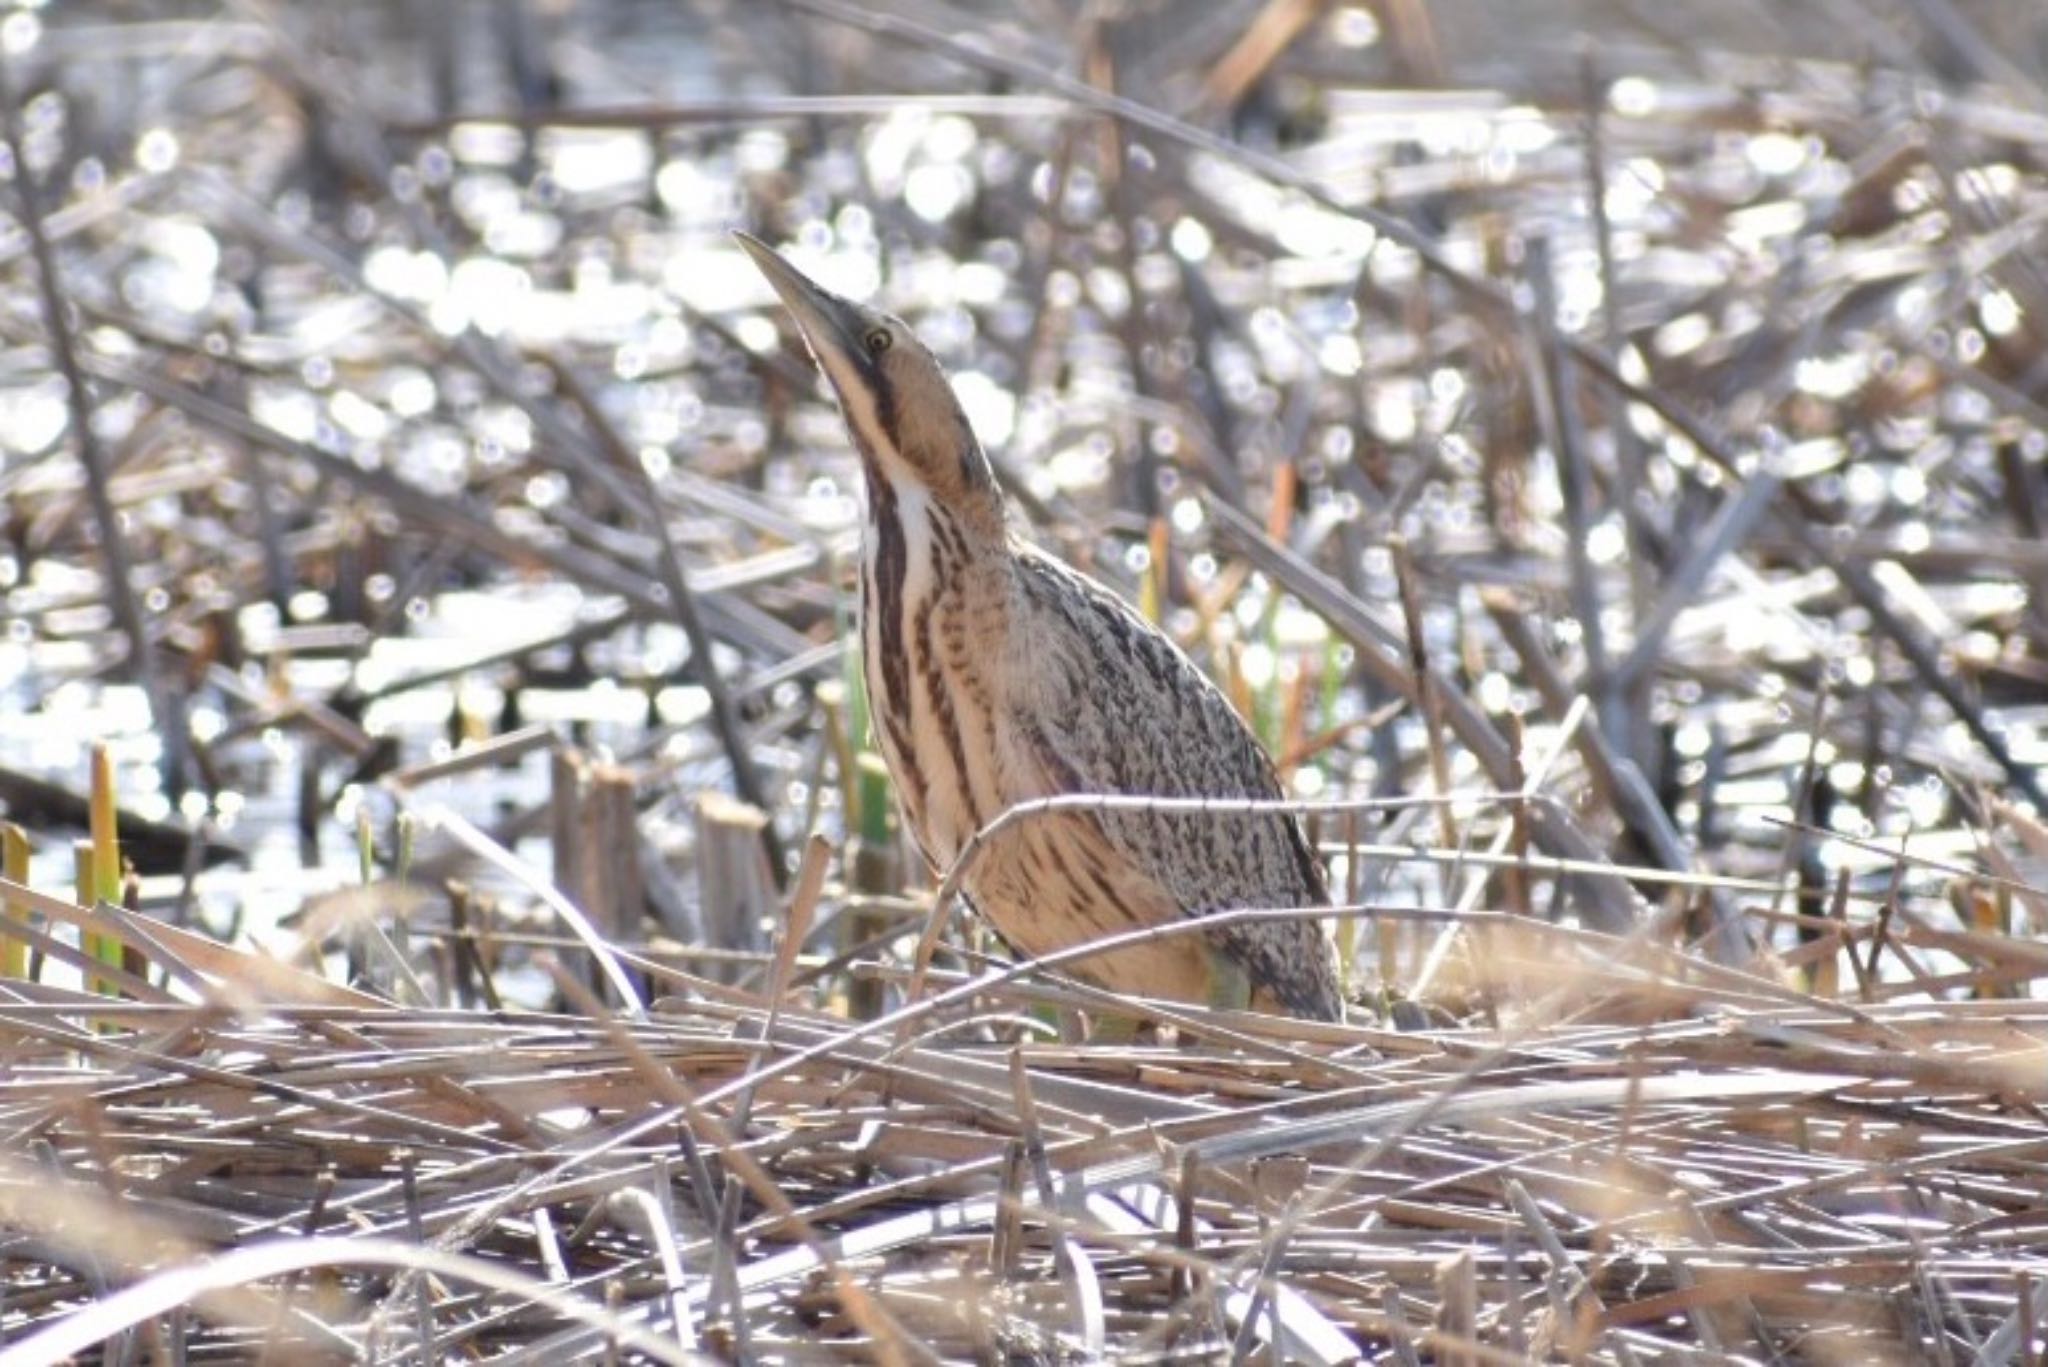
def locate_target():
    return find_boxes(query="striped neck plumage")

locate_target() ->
[838,335,1004,550]
[730,232,1005,546]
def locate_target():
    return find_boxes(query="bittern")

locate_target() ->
[737,232,1343,1022]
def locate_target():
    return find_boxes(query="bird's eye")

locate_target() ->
[863,328,893,355]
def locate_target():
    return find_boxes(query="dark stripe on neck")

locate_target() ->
[869,476,913,736]
[871,374,897,454]
[929,503,965,563]
[914,582,980,835]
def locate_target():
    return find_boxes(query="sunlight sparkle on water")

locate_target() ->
[450,122,525,167]
[1170,216,1213,263]
[0,381,68,453]
[1274,199,1377,259]
[1476,671,1512,713]
[1745,132,1810,177]
[1495,108,1557,154]
[145,218,220,312]
[951,370,1016,447]
[1604,158,1665,222]
[445,257,531,336]
[1238,643,1277,691]
[386,369,437,417]
[1655,313,1713,359]
[1370,383,1420,443]
[1901,780,1947,828]
[0,12,39,54]
[541,129,652,197]
[329,391,390,442]
[864,110,934,195]
[1047,436,1112,493]
[905,163,974,223]
[1981,289,2022,336]
[733,315,780,354]
[365,247,449,305]
[135,127,179,173]
[250,386,319,444]
[484,209,563,260]
[655,158,726,222]
[1609,77,1658,117]
[1327,5,1378,46]
[1320,334,1363,377]
[952,261,1006,306]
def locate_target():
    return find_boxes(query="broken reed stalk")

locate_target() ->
[1432,1249,1478,1367]
[83,745,124,998]
[846,753,898,1021]
[2,822,28,980]
[4,5,2048,1360]
[1390,537,1459,900]
[582,762,645,1004]
[695,792,774,989]
[548,747,654,1007]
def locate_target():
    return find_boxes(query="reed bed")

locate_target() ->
[0,0,2046,1360]
[2,885,2047,1361]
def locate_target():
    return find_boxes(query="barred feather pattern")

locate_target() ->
[857,471,1343,1022]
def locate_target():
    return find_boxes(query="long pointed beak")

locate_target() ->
[732,231,869,371]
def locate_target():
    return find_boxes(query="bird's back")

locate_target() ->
[992,545,1343,1020]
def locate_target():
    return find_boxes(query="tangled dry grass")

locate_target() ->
[4,873,2048,1361]
[1,0,2046,1361]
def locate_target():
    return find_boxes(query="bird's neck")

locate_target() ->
[857,470,1010,864]
[862,457,1006,564]
[862,472,1005,618]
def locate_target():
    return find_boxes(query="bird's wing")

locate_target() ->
[1006,549,1339,1017]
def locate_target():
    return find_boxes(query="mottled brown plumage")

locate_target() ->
[738,232,1342,1021]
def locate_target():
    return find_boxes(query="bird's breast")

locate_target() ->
[858,483,1009,870]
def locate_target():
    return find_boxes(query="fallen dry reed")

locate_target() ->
[1,0,2046,1360]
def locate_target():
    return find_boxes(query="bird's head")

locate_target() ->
[736,232,998,515]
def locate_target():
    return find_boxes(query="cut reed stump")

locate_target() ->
[695,792,774,986]
[552,746,646,1005]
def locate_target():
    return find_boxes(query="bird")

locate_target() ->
[736,231,1343,1022]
